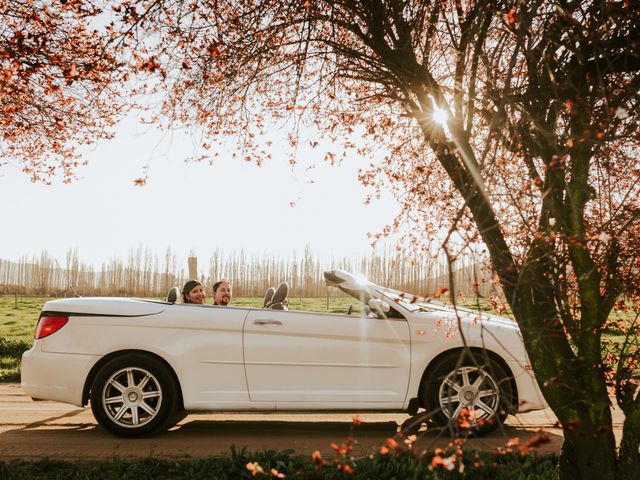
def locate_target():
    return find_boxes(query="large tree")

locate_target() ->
[108,2,640,478]
[11,0,639,478]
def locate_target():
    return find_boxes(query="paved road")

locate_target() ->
[0,383,623,461]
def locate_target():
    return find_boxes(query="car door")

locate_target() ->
[243,308,411,407]
[162,304,255,409]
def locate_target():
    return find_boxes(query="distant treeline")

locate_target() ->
[0,246,499,299]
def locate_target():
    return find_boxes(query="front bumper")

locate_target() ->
[506,360,548,412]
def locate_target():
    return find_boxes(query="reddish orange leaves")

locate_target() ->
[433,287,449,299]
[505,7,519,28]
[1,0,125,182]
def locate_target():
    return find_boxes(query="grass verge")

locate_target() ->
[0,447,559,479]
[0,338,31,382]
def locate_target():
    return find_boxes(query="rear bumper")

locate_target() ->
[21,344,100,407]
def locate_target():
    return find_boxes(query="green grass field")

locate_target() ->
[0,294,361,341]
[0,294,362,382]
[0,296,49,342]
[2,294,635,383]
[0,296,49,381]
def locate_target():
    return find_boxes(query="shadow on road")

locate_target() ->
[1,417,564,461]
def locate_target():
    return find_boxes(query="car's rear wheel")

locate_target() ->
[90,354,178,437]
[423,351,515,436]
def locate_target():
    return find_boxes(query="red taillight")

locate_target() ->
[35,316,69,339]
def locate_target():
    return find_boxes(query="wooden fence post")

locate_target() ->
[188,257,198,281]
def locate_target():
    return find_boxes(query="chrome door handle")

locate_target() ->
[253,319,283,326]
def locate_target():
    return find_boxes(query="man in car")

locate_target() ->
[212,280,232,306]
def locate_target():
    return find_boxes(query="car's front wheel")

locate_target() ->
[90,353,178,437]
[422,351,515,436]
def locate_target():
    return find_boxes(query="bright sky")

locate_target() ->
[1,116,401,268]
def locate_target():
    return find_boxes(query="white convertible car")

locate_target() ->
[21,270,546,437]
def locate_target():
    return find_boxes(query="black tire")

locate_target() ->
[422,351,515,436]
[170,410,188,425]
[90,353,178,437]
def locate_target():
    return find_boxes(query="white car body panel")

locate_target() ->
[404,310,546,412]
[42,297,167,316]
[22,270,548,425]
[244,309,410,406]
[21,345,98,406]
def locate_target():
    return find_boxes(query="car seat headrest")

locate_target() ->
[167,287,181,304]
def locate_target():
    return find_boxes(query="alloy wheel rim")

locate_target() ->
[101,367,163,428]
[438,365,500,425]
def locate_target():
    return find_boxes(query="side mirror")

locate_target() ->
[368,298,390,314]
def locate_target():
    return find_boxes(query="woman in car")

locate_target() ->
[182,280,206,304]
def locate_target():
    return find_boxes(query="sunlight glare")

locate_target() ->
[353,273,369,286]
[433,106,448,126]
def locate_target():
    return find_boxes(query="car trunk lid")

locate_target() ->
[41,297,167,317]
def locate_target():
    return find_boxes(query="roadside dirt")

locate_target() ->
[0,383,624,461]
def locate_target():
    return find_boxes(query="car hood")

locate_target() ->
[413,304,519,330]
[42,297,167,317]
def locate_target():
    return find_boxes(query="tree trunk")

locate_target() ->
[559,427,617,480]
[546,356,617,480]
[617,410,640,480]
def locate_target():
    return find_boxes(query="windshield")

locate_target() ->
[372,286,449,313]
[324,269,446,313]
